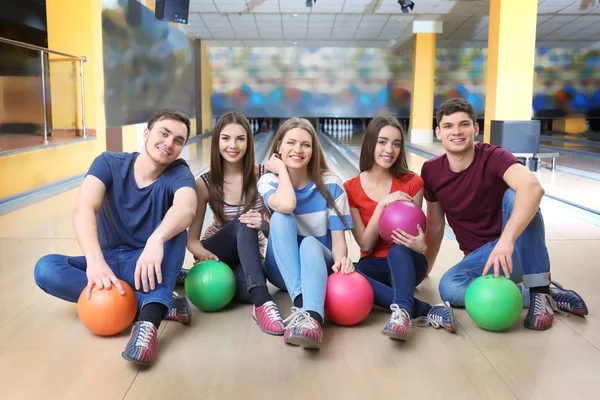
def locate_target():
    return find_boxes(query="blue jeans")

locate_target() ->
[355,245,431,318]
[264,212,334,319]
[34,231,188,314]
[439,189,551,307]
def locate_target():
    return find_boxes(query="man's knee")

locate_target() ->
[34,254,59,290]
[438,272,466,307]
[502,188,516,208]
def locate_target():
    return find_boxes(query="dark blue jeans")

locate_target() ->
[355,244,431,318]
[201,218,268,303]
[439,189,551,307]
[34,231,188,313]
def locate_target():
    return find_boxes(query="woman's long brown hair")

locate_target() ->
[268,118,349,229]
[208,111,258,224]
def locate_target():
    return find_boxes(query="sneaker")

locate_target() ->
[175,268,189,286]
[417,302,455,333]
[550,281,588,316]
[122,321,158,366]
[524,292,555,330]
[282,307,322,349]
[381,304,411,340]
[166,295,192,325]
[253,301,284,335]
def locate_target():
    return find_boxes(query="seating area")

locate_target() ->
[513,152,560,171]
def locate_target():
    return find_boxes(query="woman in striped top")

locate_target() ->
[258,118,354,349]
[185,111,284,335]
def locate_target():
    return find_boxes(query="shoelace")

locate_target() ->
[413,302,451,328]
[389,304,410,327]
[135,322,155,349]
[262,301,283,322]
[532,293,556,317]
[282,307,311,331]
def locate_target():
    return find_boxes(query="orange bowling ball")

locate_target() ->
[77,280,137,336]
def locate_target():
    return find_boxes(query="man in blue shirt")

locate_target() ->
[34,109,197,366]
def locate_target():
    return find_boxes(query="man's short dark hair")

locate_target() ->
[436,98,477,127]
[147,109,191,140]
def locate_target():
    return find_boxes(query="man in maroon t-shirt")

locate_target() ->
[421,98,587,331]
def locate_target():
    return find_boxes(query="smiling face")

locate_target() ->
[277,127,313,171]
[373,125,402,170]
[143,118,187,166]
[435,111,479,155]
[218,123,247,164]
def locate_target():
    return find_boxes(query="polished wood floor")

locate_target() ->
[1,136,599,400]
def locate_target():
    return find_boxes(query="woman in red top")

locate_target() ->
[344,115,455,341]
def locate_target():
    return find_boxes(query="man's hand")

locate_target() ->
[135,237,164,292]
[482,240,514,278]
[85,258,125,299]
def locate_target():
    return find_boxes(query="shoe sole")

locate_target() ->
[253,316,284,336]
[122,352,153,366]
[381,329,408,341]
[551,282,589,316]
[524,322,553,331]
[288,336,321,349]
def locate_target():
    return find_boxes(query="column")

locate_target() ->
[483,0,538,144]
[409,20,442,144]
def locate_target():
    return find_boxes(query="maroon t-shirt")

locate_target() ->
[421,143,520,255]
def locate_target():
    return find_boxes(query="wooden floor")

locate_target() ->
[1,137,600,400]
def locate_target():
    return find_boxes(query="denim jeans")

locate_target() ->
[264,212,334,319]
[201,218,269,302]
[34,231,188,314]
[439,189,551,307]
[355,244,431,318]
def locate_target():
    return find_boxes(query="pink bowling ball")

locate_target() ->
[325,272,374,326]
[378,200,427,245]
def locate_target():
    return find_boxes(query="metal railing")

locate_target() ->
[0,37,87,144]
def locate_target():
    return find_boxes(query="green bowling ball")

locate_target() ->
[465,275,523,331]
[184,259,236,311]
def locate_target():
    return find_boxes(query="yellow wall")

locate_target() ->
[0,0,106,200]
[46,0,106,135]
[0,141,98,198]
[1,0,205,200]
[200,42,213,133]
[121,124,139,153]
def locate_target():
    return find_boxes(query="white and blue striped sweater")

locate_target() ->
[258,171,353,250]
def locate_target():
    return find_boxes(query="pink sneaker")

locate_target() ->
[525,292,555,330]
[283,308,322,349]
[381,304,411,340]
[253,301,284,335]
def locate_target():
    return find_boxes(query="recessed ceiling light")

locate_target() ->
[293,14,298,17]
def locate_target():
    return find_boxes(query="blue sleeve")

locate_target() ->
[170,165,196,194]
[86,153,113,188]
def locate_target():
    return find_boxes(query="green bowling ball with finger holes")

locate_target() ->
[184,259,236,311]
[464,275,523,331]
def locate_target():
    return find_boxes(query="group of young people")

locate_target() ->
[33,98,588,366]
